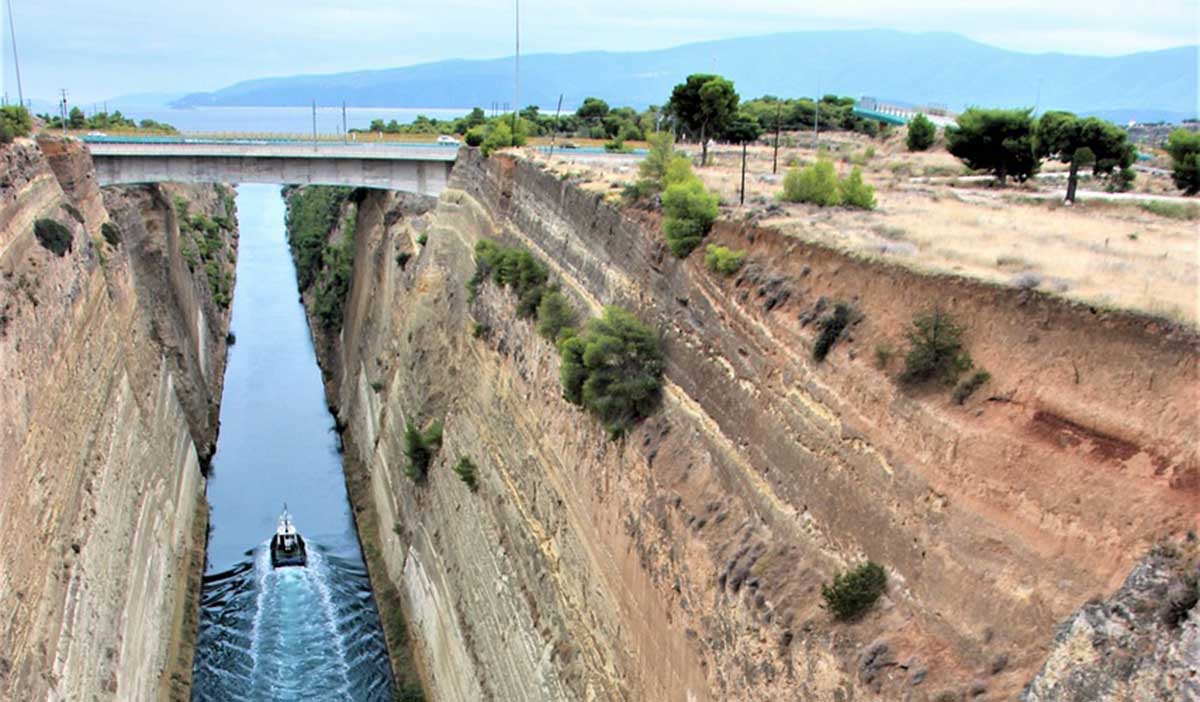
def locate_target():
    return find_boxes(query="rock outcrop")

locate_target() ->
[0,136,236,701]
[302,149,1198,701]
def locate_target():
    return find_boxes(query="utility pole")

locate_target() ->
[549,93,563,158]
[740,140,748,205]
[813,80,820,152]
[512,0,519,146]
[59,89,67,135]
[342,101,347,142]
[772,100,782,174]
[311,100,317,150]
[5,0,23,106]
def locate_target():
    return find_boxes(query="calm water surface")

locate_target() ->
[192,185,392,701]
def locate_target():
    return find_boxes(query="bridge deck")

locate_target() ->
[85,140,459,162]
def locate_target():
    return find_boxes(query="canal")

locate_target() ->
[192,184,393,701]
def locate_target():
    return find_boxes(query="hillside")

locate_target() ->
[172,30,1198,118]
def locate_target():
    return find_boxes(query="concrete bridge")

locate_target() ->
[86,139,458,195]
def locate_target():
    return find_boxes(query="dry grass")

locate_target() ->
[523,138,1199,326]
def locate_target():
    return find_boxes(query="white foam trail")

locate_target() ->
[246,543,273,688]
[304,548,354,698]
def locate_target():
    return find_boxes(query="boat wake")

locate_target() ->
[193,540,392,702]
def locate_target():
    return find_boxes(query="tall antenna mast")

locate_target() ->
[512,0,520,143]
[5,0,24,105]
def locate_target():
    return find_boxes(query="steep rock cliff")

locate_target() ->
[0,136,236,701]
[307,150,1198,701]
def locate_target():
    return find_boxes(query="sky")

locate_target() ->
[2,0,1197,104]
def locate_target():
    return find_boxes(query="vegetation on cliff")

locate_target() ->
[0,105,32,143]
[812,302,855,362]
[403,419,443,482]
[284,186,357,328]
[33,218,74,257]
[899,310,974,386]
[558,307,665,438]
[1165,129,1200,195]
[174,196,235,308]
[704,244,745,275]
[470,239,665,437]
[822,561,888,620]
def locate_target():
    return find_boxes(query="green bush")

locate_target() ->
[631,132,691,197]
[822,561,887,620]
[906,113,936,151]
[33,218,73,256]
[953,369,991,404]
[416,233,428,246]
[813,302,854,362]
[536,289,577,341]
[0,105,32,144]
[465,126,486,147]
[839,167,876,210]
[101,221,122,247]
[480,120,527,157]
[704,244,745,275]
[453,457,478,491]
[781,158,842,206]
[1164,129,1200,195]
[471,321,489,338]
[403,420,443,482]
[558,306,664,437]
[662,179,719,258]
[900,310,973,386]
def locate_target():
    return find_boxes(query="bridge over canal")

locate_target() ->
[85,138,459,195]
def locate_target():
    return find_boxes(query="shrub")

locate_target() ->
[61,203,84,224]
[813,302,854,362]
[101,221,122,247]
[873,342,894,369]
[471,321,489,339]
[953,369,991,404]
[416,233,428,246]
[781,159,841,206]
[822,561,887,620]
[900,310,973,385]
[536,289,577,341]
[558,306,664,437]
[395,251,412,268]
[704,245,745,275]
[465,125,486,147]
[452,457,478,491]
[33,218,73,256]
[662,179,719,258]
[906,113,936,151]
[0,105,32,144]
[839,167,876,210]
[403,420,443,482]
[1165,128,1200,195]
[633,132,690,197]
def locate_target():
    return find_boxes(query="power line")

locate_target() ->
[5,0,23,105]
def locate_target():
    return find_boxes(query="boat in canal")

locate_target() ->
[270,505,308,568]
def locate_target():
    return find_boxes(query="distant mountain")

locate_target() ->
[173,30,1198,118]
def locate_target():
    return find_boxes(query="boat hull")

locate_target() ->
[270,533,308,568]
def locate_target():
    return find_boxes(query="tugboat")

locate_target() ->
[270,504,307,568]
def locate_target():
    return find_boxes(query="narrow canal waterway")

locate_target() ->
[192,185,393,701]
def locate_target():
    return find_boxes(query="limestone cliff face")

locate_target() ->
[0,137,236,701]
[309,150,1198,701]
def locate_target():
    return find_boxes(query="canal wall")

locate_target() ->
[0,136,236,701]
[305,149,1197,701]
